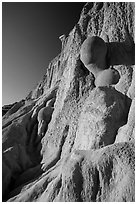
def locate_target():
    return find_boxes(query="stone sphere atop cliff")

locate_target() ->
[95,68,120,87]
[80,36,107,73]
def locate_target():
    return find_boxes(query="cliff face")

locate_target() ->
[2,2,135,202]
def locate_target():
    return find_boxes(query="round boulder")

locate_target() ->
[95,68,120,87]
[80,36,107,75]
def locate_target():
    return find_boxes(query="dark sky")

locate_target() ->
[2,2,85,105]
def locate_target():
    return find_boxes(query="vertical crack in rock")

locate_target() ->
[72,163,83,202]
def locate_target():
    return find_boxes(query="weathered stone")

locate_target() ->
[2,2,135,202]
[73,87,130,150]
[7,142,134,202]
[57,142,134,202]
[2,102,17,116]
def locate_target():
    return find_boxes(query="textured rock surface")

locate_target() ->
[2,2,135,202]
[73,87,131,150]
[2,102,18,116]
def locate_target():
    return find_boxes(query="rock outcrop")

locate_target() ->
[2,2,135,202]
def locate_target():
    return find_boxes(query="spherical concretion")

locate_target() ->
[80,36,107,66]
[95,68,120,87]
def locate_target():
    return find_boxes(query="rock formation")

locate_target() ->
[2,102,17,116]
[94,68,120,87]
[2,2,135,202]
[80,36,108,76]
[37,98,55,142]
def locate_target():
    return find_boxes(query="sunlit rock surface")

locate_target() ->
[2,2,135,202]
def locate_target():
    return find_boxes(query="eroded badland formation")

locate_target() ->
[2,2,135,202]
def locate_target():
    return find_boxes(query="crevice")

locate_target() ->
[91,168,100,201]
[51,176,62,201]
[72,162,83,201]
[2,121,12,130]
[95,168,102,202]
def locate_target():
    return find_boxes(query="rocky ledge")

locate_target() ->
[2,2,135,202]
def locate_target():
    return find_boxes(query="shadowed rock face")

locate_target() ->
[2,102,18,116]
[2,2,135,202]
[115,98,135,143]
